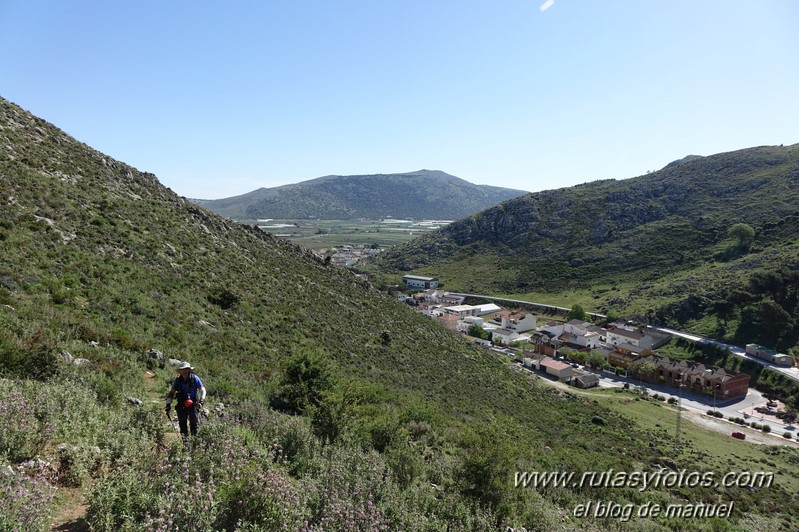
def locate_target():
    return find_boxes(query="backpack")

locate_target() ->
[172,373,198,402]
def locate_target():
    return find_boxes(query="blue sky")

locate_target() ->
[2,1,798,199]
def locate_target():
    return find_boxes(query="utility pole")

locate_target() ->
[675,376,684,451]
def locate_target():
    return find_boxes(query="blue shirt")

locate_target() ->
[171,374,204,401]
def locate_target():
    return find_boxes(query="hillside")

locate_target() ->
[193,170,528,220]
[2,96,799,531]
[368,145,799,355]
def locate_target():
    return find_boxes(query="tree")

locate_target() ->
[457,425,519,513]
[566,304,588,322]
[728,223,755,249]
[749,271,785,300]
[629,359,656,388]
[270,348,337,415]
[710,298,737,324]
[752,299,794,346]
[467,324,491,340]
[640,361,656,380]
[587,350,607,370]
[570,350,589,365]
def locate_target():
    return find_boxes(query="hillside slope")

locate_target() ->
[194,170,528,220]
[368,145,799,352]
[2,97,798,530]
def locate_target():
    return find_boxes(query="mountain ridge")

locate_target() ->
[194,169,529,220]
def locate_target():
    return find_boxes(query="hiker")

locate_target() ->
[165,362,206,437]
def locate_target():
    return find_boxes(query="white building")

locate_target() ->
[475,303,502,316]
[606,326,669,350]
[495,310,537,332]
[457,315,485,333]
[444,305,481,319]
[402,275,439,290]
[563,319,602,348]
[492,328,521,345]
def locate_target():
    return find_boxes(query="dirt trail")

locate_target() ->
[49,487,89,531]
[49,369,178,530]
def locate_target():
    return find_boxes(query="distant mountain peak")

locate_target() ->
[196,171,528,220]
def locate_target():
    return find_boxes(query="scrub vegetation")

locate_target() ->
[2,97,799,530]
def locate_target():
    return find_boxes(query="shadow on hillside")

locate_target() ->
[713,245,749,263]
[53,518,89,532]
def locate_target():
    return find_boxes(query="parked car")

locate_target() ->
[731,431,746,440]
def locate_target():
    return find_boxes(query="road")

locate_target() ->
[518,360,798,443]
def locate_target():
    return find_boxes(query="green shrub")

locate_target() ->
[129,406,166,449]
[0,331,61,382]
[0,383,42,461]
[0,460,57,531]
[85,463,160,531]
[270,348,337,415]
[57,444,101,487]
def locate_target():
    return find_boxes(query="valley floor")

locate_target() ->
[526,364,798,447]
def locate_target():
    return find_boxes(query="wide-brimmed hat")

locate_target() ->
[176,362,193,371]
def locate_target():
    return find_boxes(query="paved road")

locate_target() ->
[539,362,798,438]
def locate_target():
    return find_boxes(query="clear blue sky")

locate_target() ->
[2,1,798,199]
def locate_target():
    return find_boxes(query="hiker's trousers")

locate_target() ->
[176,403,199,436]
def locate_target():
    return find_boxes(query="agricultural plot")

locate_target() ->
[244,218,450,251]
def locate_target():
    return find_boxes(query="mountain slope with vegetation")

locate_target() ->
[368,145,799,355]
[2,97,798,531]
[194,170,528,220]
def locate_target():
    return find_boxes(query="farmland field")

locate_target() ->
[241,218,450,250]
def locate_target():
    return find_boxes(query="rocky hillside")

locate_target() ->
[194,170,528,220]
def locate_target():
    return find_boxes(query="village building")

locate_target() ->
[562,319,604,348]
[493,310,537,332]
[608,349,650,369]
[475,303,502,315]
[539,357,573,380]
[491,328,521,345]
[605,324,670,350]
[635,355,750,400]
[444,304,481,319]
[402,275,439,290]
[456,315,485,333]
[436,313,459,331]
[570,371,600,389]
[746,344,794,366]
[522,352,547,369]
[526,332,559,356]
